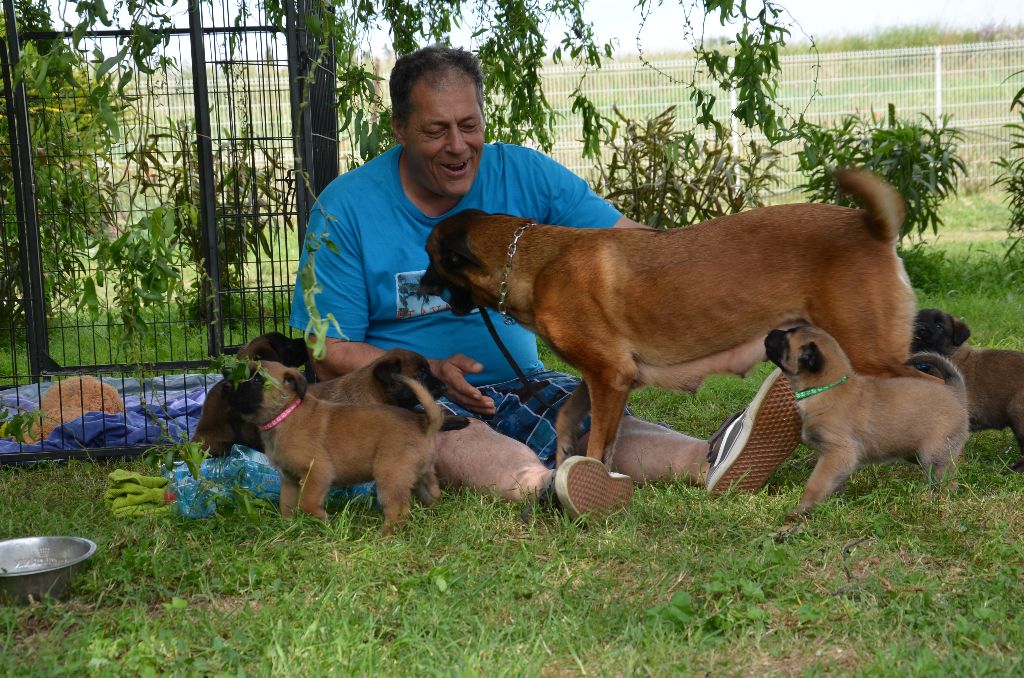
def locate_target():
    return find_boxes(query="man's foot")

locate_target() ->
[706,368,803,493]
[539,456,633,519]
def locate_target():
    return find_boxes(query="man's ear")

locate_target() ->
[392,117,406,145]
[284,370,308,399]
[798,342,823,373]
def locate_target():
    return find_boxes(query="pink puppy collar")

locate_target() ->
[259,399,302,431]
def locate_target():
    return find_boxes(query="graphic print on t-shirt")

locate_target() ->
[396,270,451,319]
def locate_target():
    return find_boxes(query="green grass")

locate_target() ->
[2,194,1024,675]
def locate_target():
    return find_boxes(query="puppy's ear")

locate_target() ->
[372,356,402,385]
[280,338,310,368]
[951,318,971,346]
[283,369,308,399]
[798,342,823,373]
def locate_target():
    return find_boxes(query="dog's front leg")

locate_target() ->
[279,474,300,517]
[791,443,858,517]
[555,382,591,467]
[583,381,631,465]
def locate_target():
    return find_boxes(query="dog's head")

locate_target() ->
[419,209,492,316]
[911,308,971,356]
[221,360,307,423]
[765,326,851,387]
[239,332,309,368]
[371,348,447,408]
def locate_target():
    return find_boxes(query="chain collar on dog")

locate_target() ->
[259,399,302,431]
[794,376,848,401]
[497,220,536,324]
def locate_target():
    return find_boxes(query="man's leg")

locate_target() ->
[434,419,551,501]
[434,419,633,517]
[596,417,710,484]
[586,368,801,491]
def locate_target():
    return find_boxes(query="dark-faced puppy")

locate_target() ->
[192,332,310,455]
[222,360,445,532]
[194,343,467,456]
[765,325,969,517]
[420,169,923,467]
[912,308,1024,470]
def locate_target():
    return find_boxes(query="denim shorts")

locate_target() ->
[441,370,630,468]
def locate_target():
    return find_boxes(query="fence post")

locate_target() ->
[2,3,53,379]
[934,46,943,119]
[286,0,339,247]
[188,0,223,358]
[728,56,743,191]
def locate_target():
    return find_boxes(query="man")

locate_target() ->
[290,45,799,518]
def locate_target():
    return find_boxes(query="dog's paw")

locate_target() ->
[772,517,806,543]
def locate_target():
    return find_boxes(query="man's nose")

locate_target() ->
[445,127,467,154]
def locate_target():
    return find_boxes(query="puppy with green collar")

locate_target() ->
[765,325,970,517]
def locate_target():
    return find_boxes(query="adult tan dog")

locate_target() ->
[765,325,969,516]
[912,308,1024,470]
[193,333,464,455]
[222,360,448,532]
[419,169,921,464]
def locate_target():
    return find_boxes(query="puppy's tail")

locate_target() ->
[835,168,905,242]
[906,351,967,400]
[394,375,444,436]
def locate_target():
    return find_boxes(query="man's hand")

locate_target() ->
[430,354,495,415]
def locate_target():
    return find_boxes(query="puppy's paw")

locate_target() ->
[1010,458,1024,473]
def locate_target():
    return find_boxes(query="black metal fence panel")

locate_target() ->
[0,0,335,463]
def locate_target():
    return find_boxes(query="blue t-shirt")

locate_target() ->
[289,142,620,385]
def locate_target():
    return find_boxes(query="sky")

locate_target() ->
[579,0,1024,55]
[40,0,1024,59]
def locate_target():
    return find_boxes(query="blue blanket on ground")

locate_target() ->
[0,374,214,457]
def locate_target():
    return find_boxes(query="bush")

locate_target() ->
[796,104,965,241]
[0,42,122,326]
[591,106,781,229]
[994,86,1024,258]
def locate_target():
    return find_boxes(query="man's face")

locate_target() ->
[392,74,485,216]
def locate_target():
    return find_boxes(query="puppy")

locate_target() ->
[912,308,1024,470]
[765,325,969,517]
[222,360,447,532]
[420,169,922,465]
[194,334,464,455]
[192,332,309,454]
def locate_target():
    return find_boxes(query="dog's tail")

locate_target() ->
[395,375,444,436]
[835,168,905,242]
[906,351,967,399]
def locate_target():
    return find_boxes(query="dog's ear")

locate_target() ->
[372,356,402,386]
[951,318,971,346]
[279,338,310,368]
[283,369,308,399]
[798,342,824,373]
[440,233,482,270]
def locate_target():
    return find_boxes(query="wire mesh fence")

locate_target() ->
[540,40,1024,191]
[0,0,324,462]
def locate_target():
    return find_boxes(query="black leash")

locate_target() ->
[478,305,556,411]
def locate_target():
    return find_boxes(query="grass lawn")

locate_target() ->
[2,192,1023,675]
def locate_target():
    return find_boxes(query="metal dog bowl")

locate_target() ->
[0,536,97,604]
